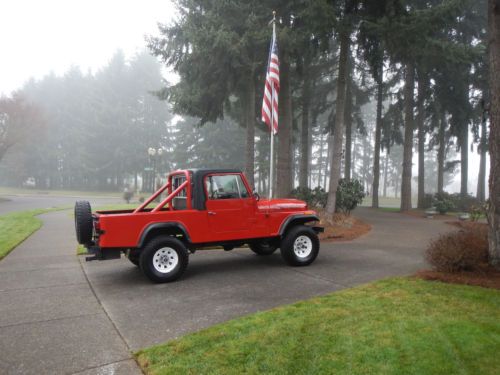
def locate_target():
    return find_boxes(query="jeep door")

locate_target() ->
[204,173,254,239]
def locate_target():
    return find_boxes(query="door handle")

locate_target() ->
[208,211,216,216]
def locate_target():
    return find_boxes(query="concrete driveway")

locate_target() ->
[0,194,121,215]
[0,199,450,374]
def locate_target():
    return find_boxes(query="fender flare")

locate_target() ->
[137,222,192,248]
[278,214,320,237]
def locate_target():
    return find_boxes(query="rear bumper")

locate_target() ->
[84,246,121,261]
[312,226,324,233]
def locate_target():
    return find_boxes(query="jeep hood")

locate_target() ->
[257,198,308,212]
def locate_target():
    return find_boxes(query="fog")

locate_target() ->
[0,0,490,208]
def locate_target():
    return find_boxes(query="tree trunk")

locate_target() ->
[299,75,311,188]
[460,124,469,196]
[244,70,256,189]
[344,55,353,181]
[276,53,292,197]
[308,118,313,188]
[324,121,333,189]
[325,30,350,217]
[488,0,500,267]
[416,71,428,208]
[318,133,324,188]
[372,65,383,208]
[401,62,415,211]
[383,152,388,197]
[477,115,487,201]
[395,175,399,198]
[352,131,356,179]
[437,110,446,194]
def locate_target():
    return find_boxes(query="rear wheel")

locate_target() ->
[249,240,277,256]
[280,225,319,266]
[140,236,189,283]
[74,201,93,245]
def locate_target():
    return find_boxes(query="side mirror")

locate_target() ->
[253,190,260,201]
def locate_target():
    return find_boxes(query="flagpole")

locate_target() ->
[269,92,274,199]
[269,10,276,199]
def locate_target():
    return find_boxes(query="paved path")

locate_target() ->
[0,194,121,215]
[0,210,140,374]
[0,203,451,374]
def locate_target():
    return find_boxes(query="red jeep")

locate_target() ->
[75,169,323,283]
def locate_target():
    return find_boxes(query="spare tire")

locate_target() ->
[75,200,93,245]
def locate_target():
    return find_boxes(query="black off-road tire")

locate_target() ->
[139,235,189,283]
[280,225,320,266]
[74,201,93,245]
[128,253,140,267]
[249,240,277,256]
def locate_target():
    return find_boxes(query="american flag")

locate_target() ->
[261,27,279,134]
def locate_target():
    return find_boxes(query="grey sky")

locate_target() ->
[0,0,176,96]
[0,0,486,194]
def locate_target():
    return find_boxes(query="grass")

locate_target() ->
[0,207,66,260]
[76,244,87,255]
[378,206,401,212]
[136,278,500,375]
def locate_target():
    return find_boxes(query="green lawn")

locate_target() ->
[76,244,87,255]
[136,278,500,375]
[377,206,401,212]
[0,208,65,260]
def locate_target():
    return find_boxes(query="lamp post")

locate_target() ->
[147,147,163,192]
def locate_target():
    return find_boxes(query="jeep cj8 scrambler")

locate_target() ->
[74,169,323,283]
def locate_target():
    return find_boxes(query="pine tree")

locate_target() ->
[488,0,500,267]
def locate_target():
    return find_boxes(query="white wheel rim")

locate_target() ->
[152,247,178,273]
[293,235,313,258]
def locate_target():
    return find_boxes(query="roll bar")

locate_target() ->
[133,170,191,213]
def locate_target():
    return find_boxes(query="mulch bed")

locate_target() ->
[416,220,499,289]
[316,211,372,242]
[416,266,500,290]
[446,220,488,230]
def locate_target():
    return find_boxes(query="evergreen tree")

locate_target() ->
[488,0,500,267]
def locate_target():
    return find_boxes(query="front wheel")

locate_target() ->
[280,225,319,266]
[139,236,189,283]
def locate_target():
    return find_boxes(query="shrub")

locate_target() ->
[469,201,488,222]
[290,186,328,208]
[426,225,488,272]
[335,179,365,215]
[433,192,480,214]
[448,193,480,212]
[433,193,455,214]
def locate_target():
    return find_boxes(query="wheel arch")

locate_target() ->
[137,222,191,248]
[278,215,320,237]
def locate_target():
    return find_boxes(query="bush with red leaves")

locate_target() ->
[426,224,489,272]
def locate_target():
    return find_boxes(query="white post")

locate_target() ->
[269,99,274,199]
[268,12,276,199]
